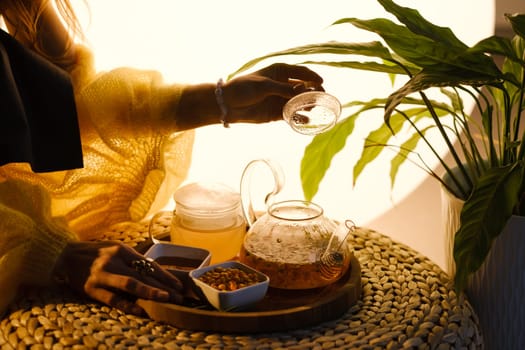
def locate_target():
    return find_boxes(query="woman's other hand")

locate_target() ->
[53,241,183,316]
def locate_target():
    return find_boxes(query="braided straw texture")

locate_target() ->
[0,215,483,349]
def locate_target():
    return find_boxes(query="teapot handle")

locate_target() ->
[240,158,284,227]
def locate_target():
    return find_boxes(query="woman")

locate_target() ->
[0,0,324,316]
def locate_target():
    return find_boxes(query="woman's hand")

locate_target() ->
[53,241,184,316]
[176,63,324,130]
[223,63,325,123]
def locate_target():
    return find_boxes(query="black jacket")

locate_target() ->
[0,29,83,172]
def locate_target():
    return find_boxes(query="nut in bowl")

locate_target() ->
[189,261,269,312]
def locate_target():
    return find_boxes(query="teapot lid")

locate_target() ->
[174,182,240,212]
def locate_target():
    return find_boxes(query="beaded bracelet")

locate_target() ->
[215,78,229,128]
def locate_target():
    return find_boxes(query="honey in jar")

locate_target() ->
[171,182,246,263]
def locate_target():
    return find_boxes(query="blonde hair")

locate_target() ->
[1,0,85,64]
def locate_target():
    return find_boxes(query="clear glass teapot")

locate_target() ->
[239,159,353,290]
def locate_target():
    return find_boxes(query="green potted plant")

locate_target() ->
[230,1,525,346]
[231,0,525,293]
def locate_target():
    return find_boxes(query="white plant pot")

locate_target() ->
[440,184,465,277]
[466,215,525,350]
[441,182,525,349]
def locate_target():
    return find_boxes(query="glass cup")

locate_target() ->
[283,91,341,135]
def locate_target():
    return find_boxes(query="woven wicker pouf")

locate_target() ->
[0,214,483,349]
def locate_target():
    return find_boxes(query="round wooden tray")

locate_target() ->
[137,254,361,333]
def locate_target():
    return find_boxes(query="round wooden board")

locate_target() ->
[138,254,361,333]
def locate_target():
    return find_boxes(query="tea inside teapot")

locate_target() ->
[239,159,351,290]
[240,200,350,289]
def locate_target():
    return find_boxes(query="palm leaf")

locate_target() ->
[300,60,417,75]
[506,14,525,40]
[228,41,393,79]
[389,115,448,189]
[384,68,503,125]
[300,114,357,201]
[340,17,501,78]
[377,0,467,49]
[353,108,434,186]
[469,35,524,67]
[453,162,524,291]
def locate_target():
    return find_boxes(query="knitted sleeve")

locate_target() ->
[0,180,77,315]
[1,45,195,240]
[0,43,195,314]
[68,46,195,239]
[0,43,194,314]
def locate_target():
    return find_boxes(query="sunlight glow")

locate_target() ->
[73,0,494,268]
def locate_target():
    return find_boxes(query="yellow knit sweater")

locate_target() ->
[0,46,195,314]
